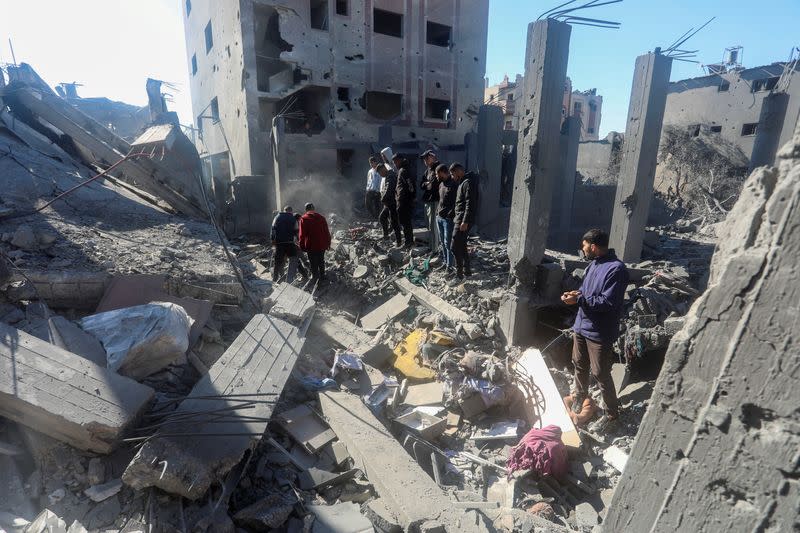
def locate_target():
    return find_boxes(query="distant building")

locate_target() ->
[484,74,523,130]
[663,58,800,168]
[182,0,490,220]
[485,74,602,139]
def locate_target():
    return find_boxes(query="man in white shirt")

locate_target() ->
[365,156,382,219]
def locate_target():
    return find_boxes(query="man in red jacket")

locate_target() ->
[298,202,331,285]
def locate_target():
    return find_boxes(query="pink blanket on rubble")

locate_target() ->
[506,424,568,478]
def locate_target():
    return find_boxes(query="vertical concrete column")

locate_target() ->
[271,116,286,213]
[750,92,789,169]
[548,116,581,251]
[609,52,672,262]
[500,19,571,346]
[475,105,505,239]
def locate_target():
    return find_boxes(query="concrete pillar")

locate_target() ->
[474,105,504,239]
[548,116,580,251]
[271,116,286,213]
[500,19,571,346]
[750,92,789,169]
[609,52,672,263]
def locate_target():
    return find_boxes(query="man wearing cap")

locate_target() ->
[419,150,441,254]
[450,163,479,280]
[377,163,402,246]
[392,154,416,248]
[271,206,300,283]
[298,202,332,285]
[365,156,382,219]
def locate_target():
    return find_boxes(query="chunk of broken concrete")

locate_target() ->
[233,492,295,530]
[78,302,193,379]
[83,479,122,502]
[308,502,373,533]
[10,225,38,251]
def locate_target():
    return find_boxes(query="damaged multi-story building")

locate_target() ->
[663,49,800,168]
[182,0,489,231]
[485,74,602,139]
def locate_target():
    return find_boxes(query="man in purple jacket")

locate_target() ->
[561,228,629,433]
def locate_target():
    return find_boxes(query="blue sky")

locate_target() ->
[487,0,800,136]
[1,0,798,138]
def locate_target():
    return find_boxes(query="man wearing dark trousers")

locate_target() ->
[419,150,440,254]
[271,206,299,283]
[436,164,457,271]
[377,163,401,246]
[561,229,629,433]
[450,163,478,279]
[392,154,416,248]
[298,203,332,285]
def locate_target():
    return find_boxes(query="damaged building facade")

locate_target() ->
[183,0,489,231]
[663,58,800,168]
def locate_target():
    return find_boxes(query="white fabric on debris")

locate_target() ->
[79,302,193,380]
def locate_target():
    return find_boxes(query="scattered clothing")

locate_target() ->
[506,425,568,478]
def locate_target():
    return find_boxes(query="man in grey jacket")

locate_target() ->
[449,163,478,280]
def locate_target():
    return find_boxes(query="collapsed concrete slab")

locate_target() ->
[319,391,490,532]
[122,314,304,499]
[265,282,315,327]
[395,278,470,323]
[0,322,154,453]
[360,292,412,331]
[605,126,800,531]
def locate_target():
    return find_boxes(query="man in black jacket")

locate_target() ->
[271,206,299,282]
[450,163,479,279]
[436,164,457,271]
[377,163,401,246]
[419,150,440,253]
[392,154,416,248]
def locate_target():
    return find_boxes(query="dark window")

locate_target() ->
[335,0,348,16]
[374,8,403,38]
[573,102,582,115]
[204,21,213,53]
[765,77,779,91]
[689,124,701,137]
[426,21,451,47]
[588,101,597,111]
[751,79,764,92]
[186,0,191,15]
[741,123,758,136]
[425,98,450,121]
[710,125,722,133]
[718,80,730,92]
[507,93,513,101]
[364,91,403,120]
[197,114,204,135]
[587,127,595,134]
[310,0,329,30]
[336,149,354,174]
[210,97,220,122]
[337,87,350,101]
[191,54,197,76]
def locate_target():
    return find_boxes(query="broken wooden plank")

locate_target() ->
[513,349,581,448]
[0,322,154,453]
[122,314,304,499]
[395,278,470,323]
[360,293,412,331]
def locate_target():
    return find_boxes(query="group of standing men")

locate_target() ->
[270,202,331,287]
[365,149,478,280]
